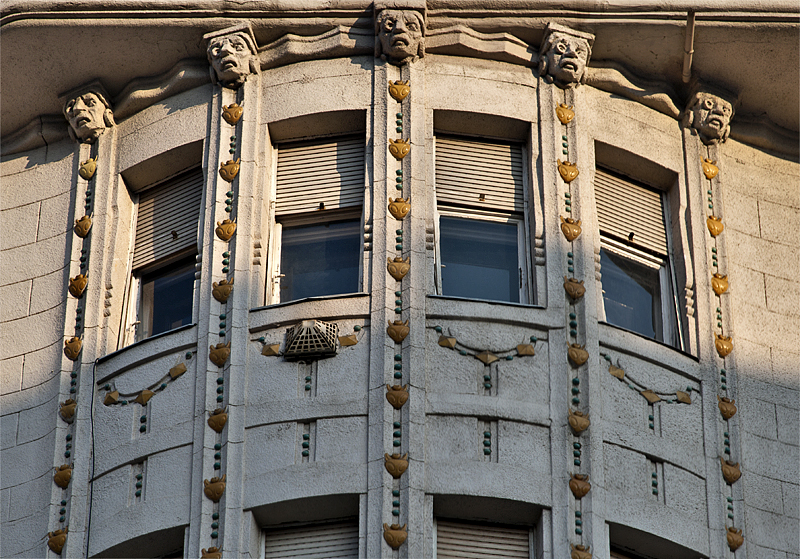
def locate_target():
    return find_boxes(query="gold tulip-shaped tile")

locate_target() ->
[387,320,409,343]
[202,547,223,559]
[571,544,592,559]
[388,139,410,160]
[387,256,410,280]
[726,527,744,551]
[203,475,226,501]
[74,215,92,238]
[59,399,77,423]
[64,337,82,361]
[54,464,72,488]
[707,215,724,237]
[383,523,408,549]
[384,452,408,478]
[557,159,579,183]
[68,274,88,298]
[47,528,68,554]
[79,156,97,180]
[568,409,590,434]
[720,457,742,484]
[711,273,729,295]
[215,219,237,241]
[209,342,231,367]
[715,334,733,358]
[701,158,719,180]
[388,197,410,220]
[218,159,240,182]
[718,395,737,419]
[569,473,591,498]
[212,278,234,303]
[563,277,585,300]
[556,103,575,124]
[222,103,243,125]
[208,407,228,433]
[388,80,410,101]
[386,384,409,409]
[568,343,588,367]
[560,216,582,241]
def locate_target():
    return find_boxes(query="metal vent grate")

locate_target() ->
[284,320,339,359]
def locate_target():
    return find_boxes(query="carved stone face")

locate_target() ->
[688,93,734,143]
[207,33,254,87]
[64,92,111,143]
[377,9,424,65]
[542,32,591,88]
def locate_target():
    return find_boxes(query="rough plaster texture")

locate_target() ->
[1,7,798,559]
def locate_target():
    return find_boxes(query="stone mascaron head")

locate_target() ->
[375,2,426,66]
[539,23,595,89]
[204,23,259,88]
[683,86,737,144]
[61,83,115,143]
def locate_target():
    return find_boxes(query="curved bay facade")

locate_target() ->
[1,3,799,558]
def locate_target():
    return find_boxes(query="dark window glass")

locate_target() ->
[440,216,519,303]
[280,219,360,302]
[600,248,663,341]
[140,258,195,338]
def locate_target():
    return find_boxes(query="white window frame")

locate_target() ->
[433,134,532,305]
[267,135,366,306]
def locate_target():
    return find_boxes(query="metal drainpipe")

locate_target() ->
[682,10,696,83]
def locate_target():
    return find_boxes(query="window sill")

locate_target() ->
[598,322,699,378]
[426,295,559,330]
[249,292,371,332]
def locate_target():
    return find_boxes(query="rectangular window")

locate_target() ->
[271,135,365,304]
[595,167,680,347]
[436,519,531,559]
[130,167,202,341]
[434,135,529,304]
[265,519,359,558]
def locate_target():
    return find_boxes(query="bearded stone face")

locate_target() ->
[377,9,424,65]
[543,33,590,88]
[207,33,254,87]
[63,92,111,143]
[689,93,734,143]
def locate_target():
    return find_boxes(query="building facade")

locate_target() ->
[1,2,798,558]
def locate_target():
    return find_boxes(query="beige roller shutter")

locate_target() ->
[275,136,365,215]
[265,520,359,559]
[133,168,203,270]
[435,136,524,213]
[436,519,530,559]
[594,168,667,256]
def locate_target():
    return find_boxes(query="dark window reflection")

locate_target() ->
[141,258,195,338]
[440,216,519,303]
[280,219,360,302]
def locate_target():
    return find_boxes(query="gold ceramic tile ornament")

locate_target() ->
[134,389,154,405]
[202,548,222,559]
[212,278,234,303]
[339,334,358,346]
[54,464,72,488]
[563,277,586,300]
[218,158,240,182]
[208,407,228,433]
[48,528,68,554]
[387,256,410,280]
[169,363,187,379]
[79,156,97,180]
[516,344,535,356]
[568,343,588,366]
[68,274,88,298]
[261,343,280,356]
[568,409,590,434]
[641,389,661,404]
[388,197,410,220]
[64,337,82,361]
[387,320,409,343]
[571,544,592,559]
[74,215,92,238]
[209,342,231,367]
[706,215,724,237]
[388,139,410,160]
[560,216,582,241]
[437,335,457,349]
[569,473,591,498]
[718,396,737,419]
[215,219,237,241]
[557,159,579,183]
[715,334,733,358]
[386,384,409,409]
[383,523,408,549]
[476,351,499,365]
[608,364,625,380]
[103,390,119,405]
[712,273,729,295]
[676,390,692,404]
[59,399,77,423]
[384,453,408,478]
[222,103,243,125]
[556,103,575,124]
[701,158,719,180]
[720,457,742,484]
[203,475,226,501]
[726,527,744,551]
[388,80,410,101]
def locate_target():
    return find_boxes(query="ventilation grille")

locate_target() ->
[435,136,524,213]
[265,519,358,558]
[275,136,365,215]
[284,320,339,359]
[594,167,667,256]
[436,519,530,559]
